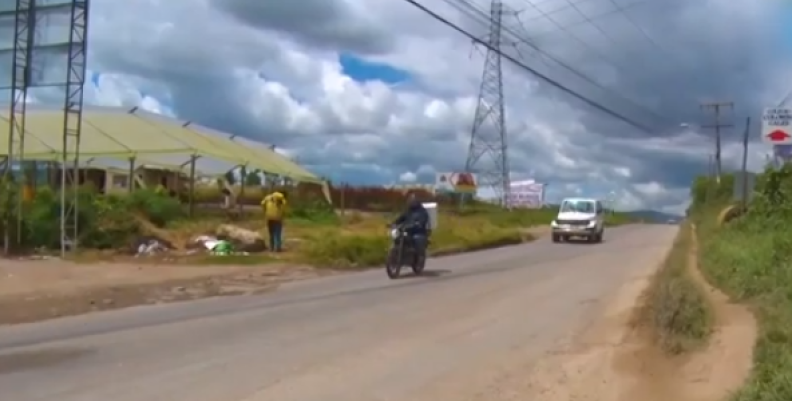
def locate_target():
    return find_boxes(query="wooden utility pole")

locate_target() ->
[740,117,751,208]
[700,101,734,183]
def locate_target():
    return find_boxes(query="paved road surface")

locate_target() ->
[0,225,677,401]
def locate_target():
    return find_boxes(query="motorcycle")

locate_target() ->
[385,223,427,279]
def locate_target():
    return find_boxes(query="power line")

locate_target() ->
[509,0,657,76]
[440,0,670,128]
[555,0,637,62]
[450,0,669,124]
[521,0,691,77]
[519,0,653,41]
[602,0,668,53]
[511,0,633,75]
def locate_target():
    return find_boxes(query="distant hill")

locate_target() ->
[622,210,682,223]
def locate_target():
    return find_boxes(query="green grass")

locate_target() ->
[296,211,531,268]
[644,222,712,354]
[152,204,636,268]
[695,212,792,401]
[290,204,640,268]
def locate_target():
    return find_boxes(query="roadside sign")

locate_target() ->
[762,108,792,144]
[435,172,477,194]
[774,144,792,162]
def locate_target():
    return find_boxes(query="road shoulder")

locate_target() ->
[512,224,757,401]
[0,260,326,325]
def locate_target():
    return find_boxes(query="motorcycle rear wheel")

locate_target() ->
[386,247,402,279]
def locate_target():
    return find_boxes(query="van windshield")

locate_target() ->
[560,200,594,213]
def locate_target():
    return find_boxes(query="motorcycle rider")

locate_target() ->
[391,193,430,259]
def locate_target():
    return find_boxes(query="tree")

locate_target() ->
[245,170,262,186]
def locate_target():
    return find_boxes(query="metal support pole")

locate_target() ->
[127,157,135,193]
[188,155,196,218]
[238,165,246,216]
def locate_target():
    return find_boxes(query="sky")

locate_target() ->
[0,0,789,214]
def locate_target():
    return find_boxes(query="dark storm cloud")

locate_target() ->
[209,0,395,55]
[469,0,783,139]
[428,0,781,204]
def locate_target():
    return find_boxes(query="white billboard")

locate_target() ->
[762,108,792,145]
[508,179,545,208]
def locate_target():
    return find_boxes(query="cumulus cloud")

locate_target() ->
[399,171,418,182]
[0,0,784,213]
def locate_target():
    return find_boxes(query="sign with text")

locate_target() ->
[507,180,545,209]
[435,172,477,194]
[762,108,792,144]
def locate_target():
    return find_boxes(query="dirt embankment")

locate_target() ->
[517,226,757,401]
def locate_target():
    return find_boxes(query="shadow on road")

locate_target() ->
[401,269,452,279]
[557,238,607,245]
[0,347,93,375]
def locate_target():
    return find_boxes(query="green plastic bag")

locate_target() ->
[211,240,233,256]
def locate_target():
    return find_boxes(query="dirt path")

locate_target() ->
[0,259,327,325]
[506,224,757,401]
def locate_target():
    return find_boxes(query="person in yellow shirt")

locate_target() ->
[261,191,287,251]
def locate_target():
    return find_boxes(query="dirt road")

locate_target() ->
[0,225,677,401]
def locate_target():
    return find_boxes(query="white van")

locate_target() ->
[550,197,605,243]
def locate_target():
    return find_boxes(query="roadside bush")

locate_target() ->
[646,223,711,354]
[2,184,185,251]
[123,189,183,226]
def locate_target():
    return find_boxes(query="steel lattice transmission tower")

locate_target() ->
[465,0,510,206]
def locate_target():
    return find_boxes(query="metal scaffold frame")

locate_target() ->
[0,0,89,256]
[60,0,89,255]
[2,0,33,254]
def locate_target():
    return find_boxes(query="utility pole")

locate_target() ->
[700,101,734,184]
[740,117,750,209]
[466,0,511,207]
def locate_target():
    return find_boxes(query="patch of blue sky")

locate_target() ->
[338,53,411,85]
[90,70,101,87]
